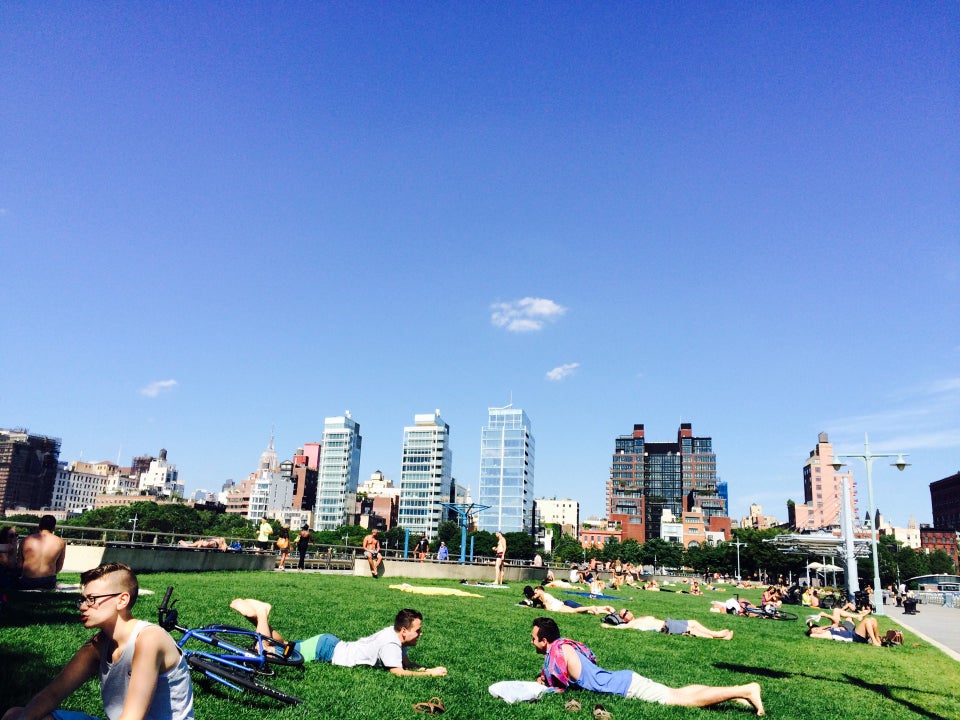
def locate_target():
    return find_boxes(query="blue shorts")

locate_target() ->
[294,633,340,663]
[52,711,101,720]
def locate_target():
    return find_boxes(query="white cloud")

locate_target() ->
[140,379,178,398]
[490,297,567,332]
[546,363,580,382]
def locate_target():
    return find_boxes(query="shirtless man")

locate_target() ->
[362,529,383,577]
[493,532,506,585]
[603,609,733,639]
[18,515,66,590]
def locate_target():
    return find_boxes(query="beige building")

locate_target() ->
[790,432,858,531]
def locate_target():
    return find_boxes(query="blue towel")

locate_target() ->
[564,590,623,601]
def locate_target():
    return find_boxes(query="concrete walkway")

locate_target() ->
[886,601,960,662]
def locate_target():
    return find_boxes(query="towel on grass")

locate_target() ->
[564,590,622,601]
[389,583,482,597]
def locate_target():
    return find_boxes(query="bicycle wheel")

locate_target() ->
[205,625,305,667]
[770,609,798,621]
[187,655,302,705]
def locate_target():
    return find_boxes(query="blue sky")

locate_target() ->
[2,3,957,526]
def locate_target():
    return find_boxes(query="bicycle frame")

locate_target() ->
[158,586,302,704]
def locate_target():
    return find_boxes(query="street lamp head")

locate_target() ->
[830,459,846,471]
[892,454,910,472]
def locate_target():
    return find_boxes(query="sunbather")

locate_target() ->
[603,609,733,639]
[523,586,615,615]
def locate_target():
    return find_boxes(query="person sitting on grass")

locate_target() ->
[603,609,733,639]
[177,537,227,550]
[806,613,882,646]
[530,617,765,715]
[523,586,615,616]
[229,598,447,676]
[2,562,194,720]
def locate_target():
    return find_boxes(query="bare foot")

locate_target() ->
[743,683,764,716]
[230,598,271,621]
[723,630,734,640]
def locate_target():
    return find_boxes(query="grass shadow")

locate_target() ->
[842,672,954,720]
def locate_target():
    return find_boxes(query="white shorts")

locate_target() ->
[625,672,671,704]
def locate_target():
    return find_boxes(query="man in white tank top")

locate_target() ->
[2,562,194,720]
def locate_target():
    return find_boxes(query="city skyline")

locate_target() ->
[2,4,957,528]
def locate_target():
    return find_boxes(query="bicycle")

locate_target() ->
[741,602,798,621]
[158,586,304,704]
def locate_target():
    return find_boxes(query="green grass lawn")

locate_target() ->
[2,572,959,720]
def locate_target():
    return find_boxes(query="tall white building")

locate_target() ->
[313,413,362,530]
[478,405,535,533]
[397,411,453,538]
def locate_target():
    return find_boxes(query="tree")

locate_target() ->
[504,531,536,561]
[927,549,956,574]
[552,533,586,565]
[639,538,682,571]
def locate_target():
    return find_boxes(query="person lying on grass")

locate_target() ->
[3,562,194,720]
[229,598,447,676]
[805,613,882,646]
[530,616,765,715]
[602,609,734,639]
[523,586,615,615]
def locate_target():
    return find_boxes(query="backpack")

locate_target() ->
[601,611,625,626]
[881,629,904,646]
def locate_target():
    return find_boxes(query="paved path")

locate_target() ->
[885,601,960,661]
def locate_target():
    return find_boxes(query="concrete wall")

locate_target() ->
[355,558,549,583]
[63,543,275,573]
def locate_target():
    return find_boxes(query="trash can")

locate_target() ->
[903,597,918,615]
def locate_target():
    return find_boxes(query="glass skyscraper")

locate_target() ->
[397,411,453,538]
[478,405,535,533]
[313,413,362,530]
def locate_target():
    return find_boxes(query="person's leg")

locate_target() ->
[230,598,284,642]
[856,617,881,645]
[664,682,764,716]
[685,619,733,640]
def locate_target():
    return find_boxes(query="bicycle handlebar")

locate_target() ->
[160,586,174,611]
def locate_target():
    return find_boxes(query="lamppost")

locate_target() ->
[730,539,745,581]
[831,433,909,616]
[129,514,138,544]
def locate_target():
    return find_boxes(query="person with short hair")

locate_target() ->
[229,598,446,677]
[2,562,194,720]
[602,609,733,639]
[531,617,764,715]
[17,515,66,590]
[362,529,383,577]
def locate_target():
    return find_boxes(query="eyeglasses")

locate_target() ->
[76,592,123,609]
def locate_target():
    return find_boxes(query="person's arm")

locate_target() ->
[13,638,100,720]
[55,540,66,574]
[115,626,176,720]
[391,659,447,677]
